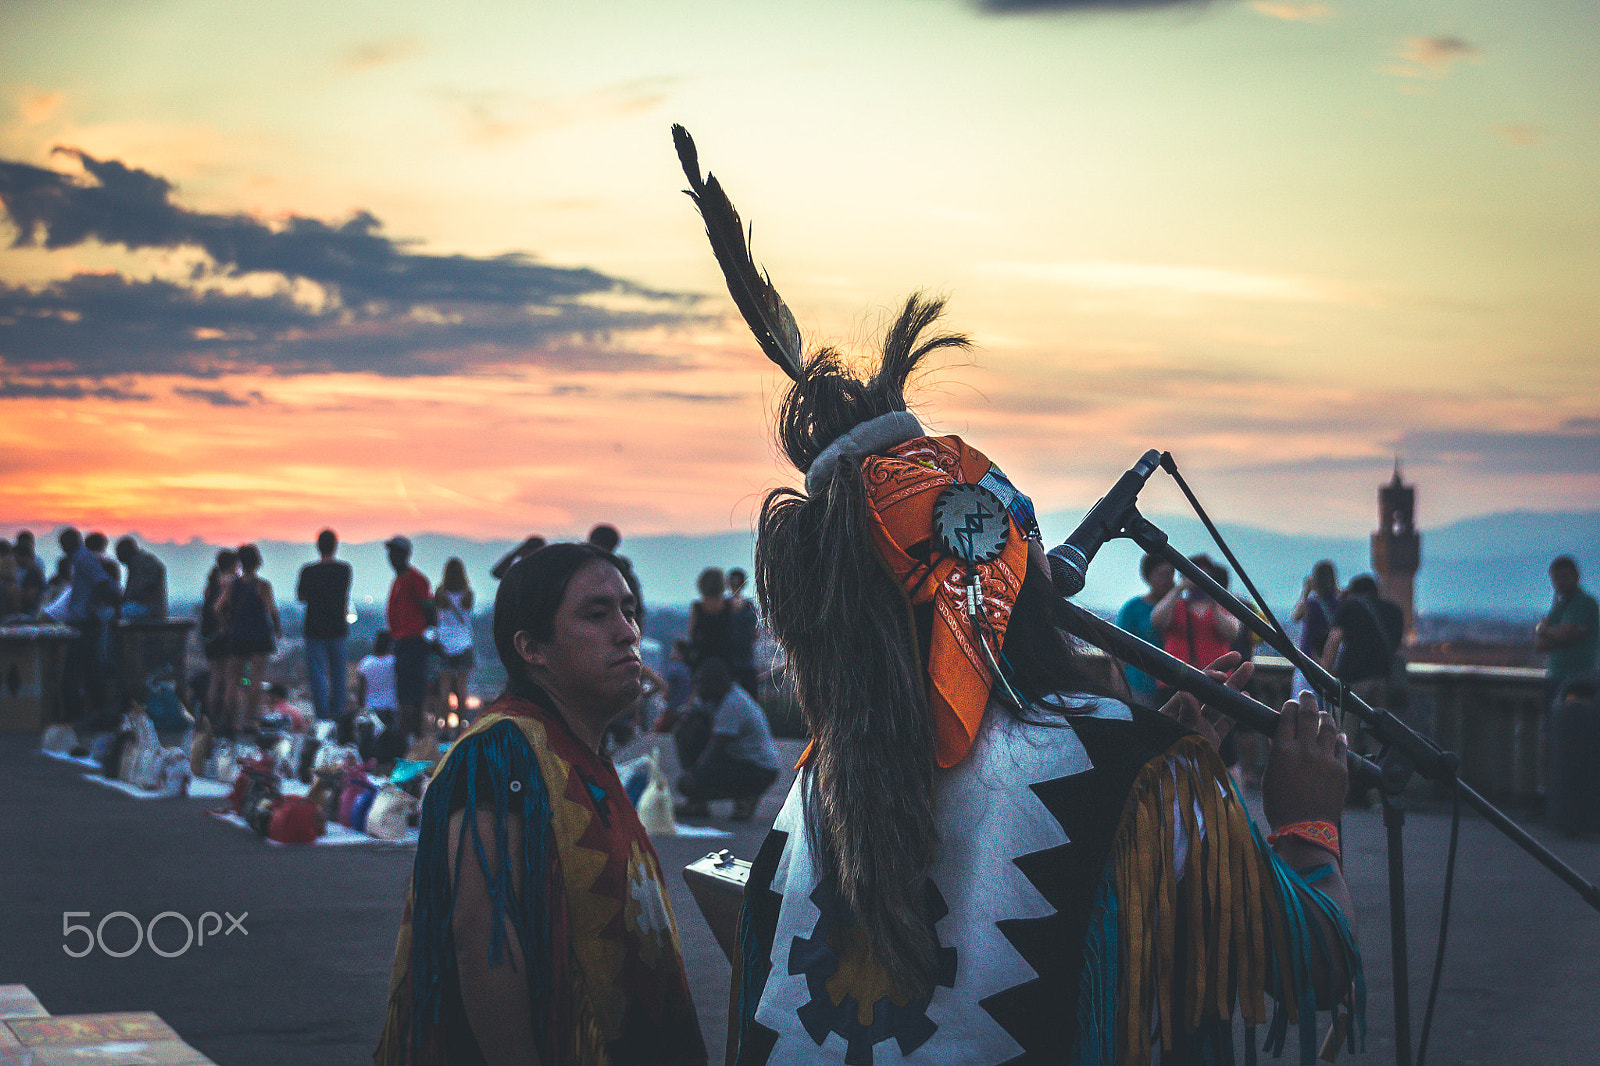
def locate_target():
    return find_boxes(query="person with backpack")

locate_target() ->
[1321,573,1405,807]
[217,543,281,735]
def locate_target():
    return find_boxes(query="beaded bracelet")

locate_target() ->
[1266,819,1341,864]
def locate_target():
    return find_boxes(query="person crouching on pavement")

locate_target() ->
[673,656,781,821]
[375,542,706,1066]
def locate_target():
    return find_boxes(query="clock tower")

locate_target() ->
[1371,462,1421,641]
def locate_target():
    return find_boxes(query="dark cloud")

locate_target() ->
[173,386,267,407]
[0,149,706,388]
[1222,454,1402,478]
[0,148,679,306]
[1394,426,1600,478]
[0,379,151,401]
[0,274,319,376]
[0,273,692,378]
[623,388,743,404]
[977,0,1217,11]
[1219,424,1600,481]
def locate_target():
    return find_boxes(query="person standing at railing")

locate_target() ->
[1537,555,1598,712]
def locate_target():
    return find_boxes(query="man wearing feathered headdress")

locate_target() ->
[674,126,1362,1066]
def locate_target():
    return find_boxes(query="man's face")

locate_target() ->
[387,545,409,573]
[524,560,642,718]
[1552,564,1579,597]
[1148,562,1175,598]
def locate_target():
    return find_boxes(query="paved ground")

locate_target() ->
[4,728,1600,1065]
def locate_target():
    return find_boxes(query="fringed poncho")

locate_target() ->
[375,696,707,1066]
[733,696,1363,1065]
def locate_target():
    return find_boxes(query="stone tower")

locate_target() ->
[1371,462,1421,641]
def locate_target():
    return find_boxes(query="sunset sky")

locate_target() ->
[2,0,1596,551]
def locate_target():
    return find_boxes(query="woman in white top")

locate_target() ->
[432,557,475,724]
[356,629,398,713]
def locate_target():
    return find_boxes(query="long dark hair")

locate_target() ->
[1311,560,1339,602]
[757,294,1110,999]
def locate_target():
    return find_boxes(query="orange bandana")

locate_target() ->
[861,435,1031,768]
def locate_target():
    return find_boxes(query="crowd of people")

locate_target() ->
[191,529,494,754]
[1115,554,1407,803]
[0,527,170,726]
[1112,551,1600,810]
[9,508,1587,1062]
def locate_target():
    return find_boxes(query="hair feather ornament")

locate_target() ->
[673,124,805,382]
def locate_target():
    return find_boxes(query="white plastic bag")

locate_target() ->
[365,784,418,840]
[636,748,677,836]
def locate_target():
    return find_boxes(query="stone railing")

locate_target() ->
[768,650,1556,800]
[1249,656,1548,801]
[0,618,195,732]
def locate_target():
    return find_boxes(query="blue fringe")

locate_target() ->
[1074,797,1365,1065]
[1255,838,1366,1064]
[734,891,761,1064]
[1076,873,1119,1065]
[406,719,553,1055]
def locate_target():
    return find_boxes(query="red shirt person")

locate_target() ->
[1150,553,1242,681]
[384,536,433,742]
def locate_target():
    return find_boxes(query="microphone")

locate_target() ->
[1048,449,1163,597]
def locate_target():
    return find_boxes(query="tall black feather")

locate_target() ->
[672,124,805,382]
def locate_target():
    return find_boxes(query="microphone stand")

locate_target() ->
[1053,506,1600,1066]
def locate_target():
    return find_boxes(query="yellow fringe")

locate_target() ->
[569,963,610,1066]
[372,893,414,1066]
[1106,734,1290,1063]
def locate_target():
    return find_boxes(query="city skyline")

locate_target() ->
[2,0,1596,546]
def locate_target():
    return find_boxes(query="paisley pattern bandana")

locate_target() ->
[860,435,1035,768]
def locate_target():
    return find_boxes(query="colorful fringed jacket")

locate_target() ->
[732,696,1363,1065]
[376,696,707,1066]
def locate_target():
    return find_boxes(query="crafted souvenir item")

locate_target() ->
[348,783,380,833]
[364,785,417,840]
[269,795,325,844]
[245,789,280,836]
[41,724,76,754]
[188,717,214,779]
[228,756,277,815]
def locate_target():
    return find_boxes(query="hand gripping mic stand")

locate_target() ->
[1046,476,1600,1066]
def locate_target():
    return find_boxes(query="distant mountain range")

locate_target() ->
[93,509,1599,628]
[1062,508,1600,621]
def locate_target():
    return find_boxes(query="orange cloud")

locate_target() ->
[16,90,64,126]
[1250,2,1333,23]
[1384,36,1481,81]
